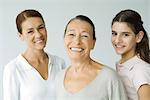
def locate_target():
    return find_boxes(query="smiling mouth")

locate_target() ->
[34,39,45,44]
[114,44,126,49]
[70,47,84,52]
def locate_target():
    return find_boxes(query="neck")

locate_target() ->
[70,58,93,72]
[121,52,136,64]
[23,48,47,62]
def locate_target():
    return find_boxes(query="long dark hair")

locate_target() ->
[16,9,45,34]
[112,9,150,64]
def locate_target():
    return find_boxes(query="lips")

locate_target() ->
[115,44,124,48]
[114,44,126,51]
[36,39,43,43]
[34,39,46,47]
[70,47,84,52]
[115,44,125,48]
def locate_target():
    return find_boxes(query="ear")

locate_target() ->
[136,31,144,43]
[17,32,24,41]
[91,39,96,50]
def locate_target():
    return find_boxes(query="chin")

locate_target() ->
[36,46,45,50]
[69,56,82,60]
[115,51,124,55]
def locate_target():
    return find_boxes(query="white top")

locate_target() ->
[116,56,150,100]
[55,66,127,100]
[3,53,66,100]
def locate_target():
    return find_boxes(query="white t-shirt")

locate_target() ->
[116,56,150,100]
[3,53,66,100]
[55,66,127,100]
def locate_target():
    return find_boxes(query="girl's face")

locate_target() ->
[19,17,47,51]
[64,19,95,61]
[111,22,139,58]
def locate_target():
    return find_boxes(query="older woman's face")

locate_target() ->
[64,19,95,60]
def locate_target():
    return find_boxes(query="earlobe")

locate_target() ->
[17,32,24,41]
[91,40,96,50]
[136,31,144,43]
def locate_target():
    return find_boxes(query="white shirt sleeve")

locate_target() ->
[3,64,20,100]
[132,64,150,91]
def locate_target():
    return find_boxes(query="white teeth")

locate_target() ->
[71,48,83,52]
[115,45,123,48]
[116,45,122,48]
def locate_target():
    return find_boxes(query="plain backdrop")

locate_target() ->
[0,0,149,99]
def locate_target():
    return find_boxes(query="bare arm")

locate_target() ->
[138,84,150,100]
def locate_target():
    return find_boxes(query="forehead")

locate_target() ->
[21,17,44,29]
[112,22,133,33]
[67,19,93,30]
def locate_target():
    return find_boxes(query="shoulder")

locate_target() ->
[47,53,66,69]
[132,58,150,74]
[128,58,150,90]
[129,56,150,70]
[101,66,121,81]
[102,66,118,77]
[48,53,65,64]
[3,55,21,76]
[56,69,66,77]
[99,66,126,93]
[136,60,150,69]
[4,56,20,72]
[55,69,66,83]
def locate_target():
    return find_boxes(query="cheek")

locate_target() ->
[128,39,136,47]
[64,39,69,48]
[111,37,115,43]
[42,31,47,37]
[123,38,136,49]
[90,40,95,48]
[44,34,47,40]
[126,37,135,43]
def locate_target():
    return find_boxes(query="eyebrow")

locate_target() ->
[27,24,45,30]
[38,24,45,27]
[112,30,116,33]
[66,29,75,32]
[112,30,132,34]
[27,28,34,31]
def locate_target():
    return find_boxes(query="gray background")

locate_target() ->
[0,0,149,99]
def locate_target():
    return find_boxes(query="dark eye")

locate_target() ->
[39,26,45,29]
[81,35,88,38]
[112,32,117,36]
[66,33,75,37]
[68,33,75,36]
[83,35,88,37]
[121,32,130,37]
[124,33,129,36]
[38,26,45,31]
[38,24,45,30]
[81,32,90,38]
[27,31,33,34]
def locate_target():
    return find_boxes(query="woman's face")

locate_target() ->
[64,19,95,61]
[19,17,47,51]
[111,22,139,58]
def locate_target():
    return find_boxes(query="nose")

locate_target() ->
[74,35,81,44]
[113,35,122,43]
[35,29,42,38]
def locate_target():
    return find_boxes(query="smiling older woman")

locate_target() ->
[55,15,127,100]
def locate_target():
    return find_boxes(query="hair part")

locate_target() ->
[112,9,150,63]
[64,15,96,40]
